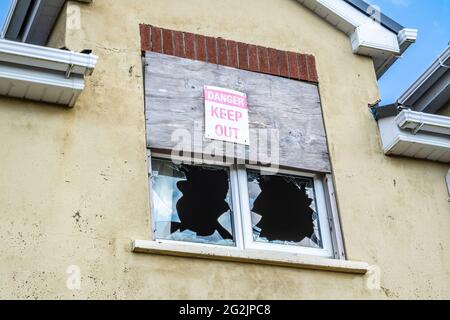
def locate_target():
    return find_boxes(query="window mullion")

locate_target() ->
[235,165,254,250]
[229,166,245,249]
[146,149,158,241]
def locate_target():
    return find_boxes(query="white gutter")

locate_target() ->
[297,0,417,78]
[377,110,450,163]
[396,109,450,136]
[398,28,419,49]
[0,38,98,76]
[398,45,450,107]
[0,63,84,91]
[0,38,97,107]
[299,0,401,50]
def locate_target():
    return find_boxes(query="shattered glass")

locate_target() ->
[151,158,235,246]
[247,170,323,249]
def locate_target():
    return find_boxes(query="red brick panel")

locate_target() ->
[217,38,228,65]
[195,34,207,61]
[237,42,249,70]
[184,32,196,60]
[139,24,151,51]
[139,24,319,83]
[297,53,308,82]
[162,29,173,55]
[278,50,289,78]
[206,36,217,64]
[173,31,184,58]
[257,46,269,74]
[150,26,162,53]
[248,45,258,72]
[306,54,318,83]
[227,40,238,68]
[287,51,299,79]
[268,48,279,76]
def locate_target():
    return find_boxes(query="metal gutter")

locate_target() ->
[297,0,417,79]
[376,110,450,163]
[0,38,97,75]
[0,38,97,107]
[396,109,450,136]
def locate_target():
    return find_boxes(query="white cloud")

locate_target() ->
[388,0,410,7]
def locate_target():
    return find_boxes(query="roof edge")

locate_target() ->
[344,0,404,34]
[398,44,450,111]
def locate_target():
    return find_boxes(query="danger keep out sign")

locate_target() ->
[204,86,250,146]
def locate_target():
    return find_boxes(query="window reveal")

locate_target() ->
[151,158,234,246]
[247,171,322,249]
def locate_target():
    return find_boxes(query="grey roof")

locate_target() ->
[397,44,450,114]
[344,0,404,34]
[375,44,450,118]
[2,0,65,46]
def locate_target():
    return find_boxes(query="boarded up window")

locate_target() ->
[144,52,331,173]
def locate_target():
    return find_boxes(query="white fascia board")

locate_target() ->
[0,39,96,107]
[0,63,84,107]
[396,110,450,136]
[378,113,450,163]
[0,38,98,76]
[373,28,418,78]
[398,28,419,48]
[398,45,450,107]
[298,0,402,54]
[0,63,84,91]
[350,22,400,55]
[298,0,417,78]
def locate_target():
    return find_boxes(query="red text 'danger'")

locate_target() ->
[205,90,247,109]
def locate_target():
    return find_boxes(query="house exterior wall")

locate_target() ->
[0,0,448,299]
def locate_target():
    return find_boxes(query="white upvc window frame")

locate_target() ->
[237,165,334,258]
[147,151,342,260]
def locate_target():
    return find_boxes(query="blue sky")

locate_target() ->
[0,0,12,33]
[0,0,449,104]
[368,0,450,103]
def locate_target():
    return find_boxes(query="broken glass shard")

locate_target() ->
[151,158,235,246]
[247,170,323,248]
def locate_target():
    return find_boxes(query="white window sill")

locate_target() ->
[132,240,369,275]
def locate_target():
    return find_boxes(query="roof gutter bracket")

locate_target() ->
[412,122,425,135]
[65,64,75,79]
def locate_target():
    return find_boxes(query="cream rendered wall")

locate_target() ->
[0,0,448,299]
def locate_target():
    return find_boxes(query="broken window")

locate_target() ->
[148,155,337,258]
[151,158,235,246]
[247,170,323,249]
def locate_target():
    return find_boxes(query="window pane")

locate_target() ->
[151,158,235,246]
[247,170,323,249]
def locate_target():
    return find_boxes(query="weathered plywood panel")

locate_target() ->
[144,52,331,173]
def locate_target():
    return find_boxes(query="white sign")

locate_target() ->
[204,86,250,145]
